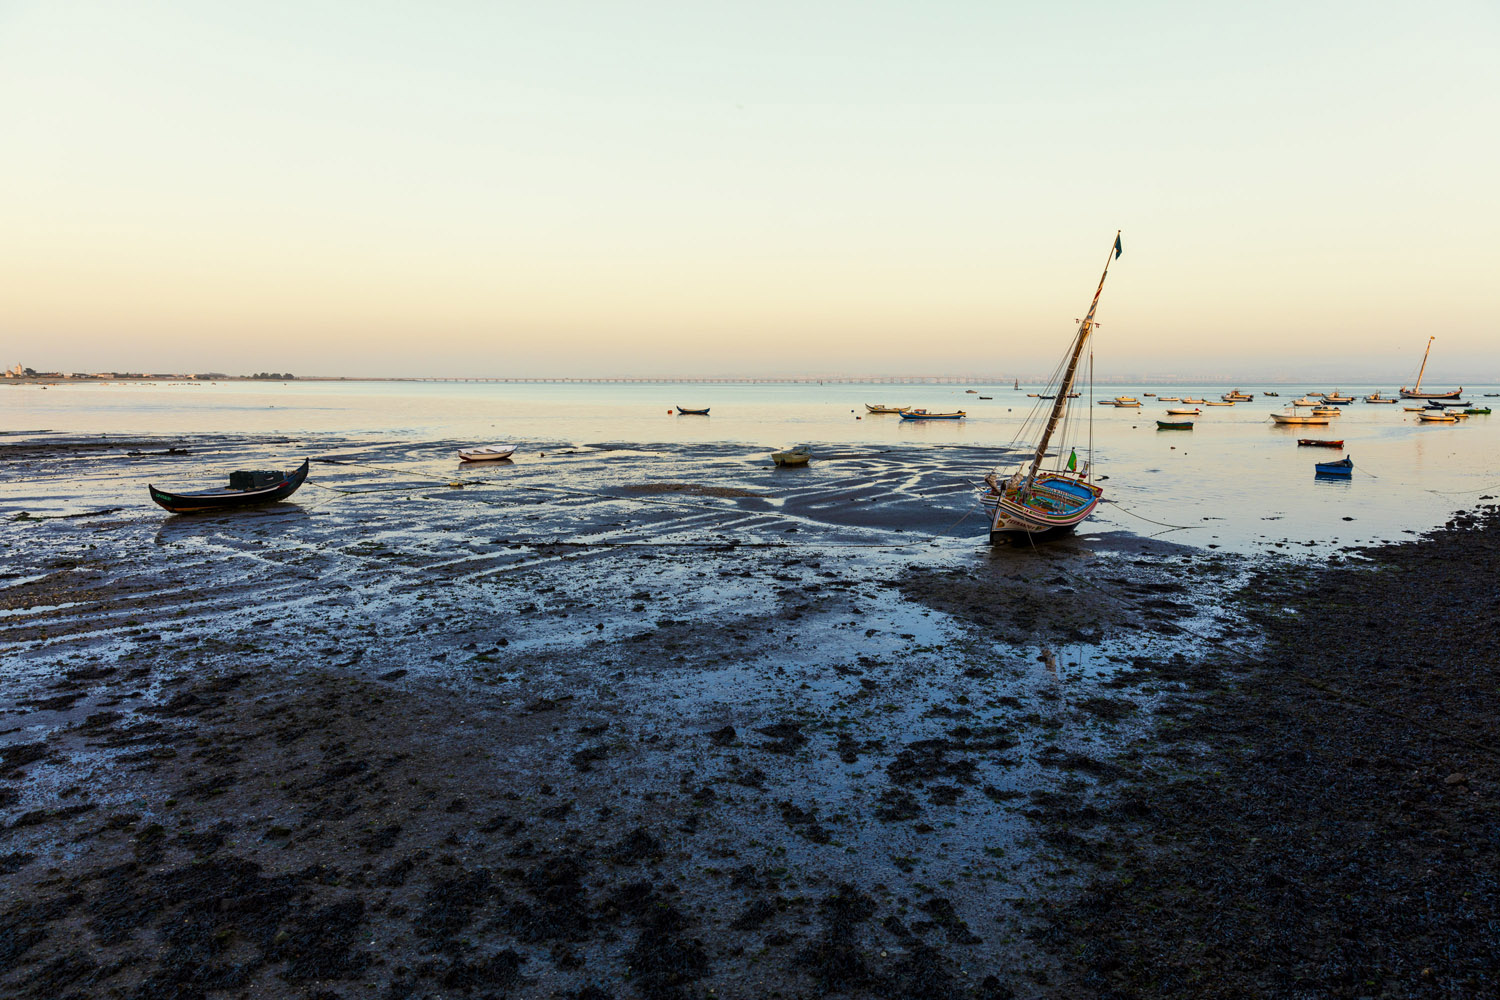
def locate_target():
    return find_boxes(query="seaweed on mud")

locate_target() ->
[1029,507,1500,998]
[875,789,922,822]
[603,827,662,865]
[885,739,978,786]
[615,883,709,1000]
[754,721,808,754]
[498,857,590,943]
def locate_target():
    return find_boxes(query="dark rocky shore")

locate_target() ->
[1033,505,1500,998]
[2,439,1496,998]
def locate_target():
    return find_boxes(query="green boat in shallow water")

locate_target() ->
[1156,420,1193,430]
[1464,407,1491,415]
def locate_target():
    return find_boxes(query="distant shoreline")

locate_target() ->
[5,374,1488,387]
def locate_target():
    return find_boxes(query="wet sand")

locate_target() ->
[2,435,1493,997]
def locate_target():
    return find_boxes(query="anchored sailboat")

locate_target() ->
[984,232,1121,540]
[1399,336,1462,399]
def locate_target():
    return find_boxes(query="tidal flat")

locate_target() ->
[1,434,1495,998]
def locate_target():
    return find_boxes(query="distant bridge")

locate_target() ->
[336,375,1022,385]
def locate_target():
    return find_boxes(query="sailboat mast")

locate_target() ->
[1026,231,1120,485]
[1413,336,1434,392]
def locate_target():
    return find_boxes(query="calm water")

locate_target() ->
[5,379,1499,556]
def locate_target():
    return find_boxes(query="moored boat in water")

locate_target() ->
[1156,420,1193,430]
[676,406,710,415]
[1399,336,1462,399]
[899,408,966,420]
[149,459,310,514]
[1270,411,1332,425]
[1298,439,1344,447]
[864,403,909,414]
[1315,456,1354,477]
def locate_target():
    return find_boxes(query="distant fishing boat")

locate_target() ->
[676,406,710,415]
[149,459,310,514]
[1156,420,1193,430]
[458,445,516,462]
[978,395,993,399]
[1158,396,1181,402]
[1291,397,1321,407]
[1311,407,1342,416]
[1298,438,1344,447]
[1320,391,1353,404]
[1263,391,1280,396]
[1181,397,1207,404]
[1364,392,1396,403]
[864,403,909,414]
[983,231,1122,539]
[1222,389,1253,401]
[771,444,811,466]
[1143,392,1156,397]
[1315,456,1354,477]
[1165,407,1201,415]
[1418,411,1458,422]
[1205,400,1235,406]
[966,389,978,393]
[1464,407,1491,415]
[1270,412,1332,425]
[900,408,966,420]
[1400,336,1462,399]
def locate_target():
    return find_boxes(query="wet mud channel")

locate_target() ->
[2,434,1494,998]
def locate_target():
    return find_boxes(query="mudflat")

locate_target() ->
[2,437,1495,998]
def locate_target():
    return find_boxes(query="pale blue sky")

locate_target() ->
[2,1,1496,377]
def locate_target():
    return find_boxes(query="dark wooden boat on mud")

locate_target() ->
[149,459,310,513]
[1297,439,1344,447]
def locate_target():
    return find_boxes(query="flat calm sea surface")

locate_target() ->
[5,379,1499,556]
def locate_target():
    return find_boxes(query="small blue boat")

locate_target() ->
[1314,456,1353,477]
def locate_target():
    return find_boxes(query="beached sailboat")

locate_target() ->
[983,232,1121,539]
[1400,336,1462,399]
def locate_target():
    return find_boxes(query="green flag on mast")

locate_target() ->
[1067,448,1078,472]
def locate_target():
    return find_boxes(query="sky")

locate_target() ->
[2,1,1497,379]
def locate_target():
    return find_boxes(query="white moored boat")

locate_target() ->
[458,445,517,462]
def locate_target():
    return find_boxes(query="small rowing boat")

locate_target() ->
[1315,456,1354,477]
[149,459,310,514]
[900,408,966,420]
[1164,407,1201,415]
[1156,420,1193,430]
[1418,411,1457,422]
[771,444,811,466]
[864,403,909,414]
[1270,412,1331,425]
[458,445,516,462]
[676,406,710,415]
[1464,407,1491,415]
[1297,439,1343,447]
